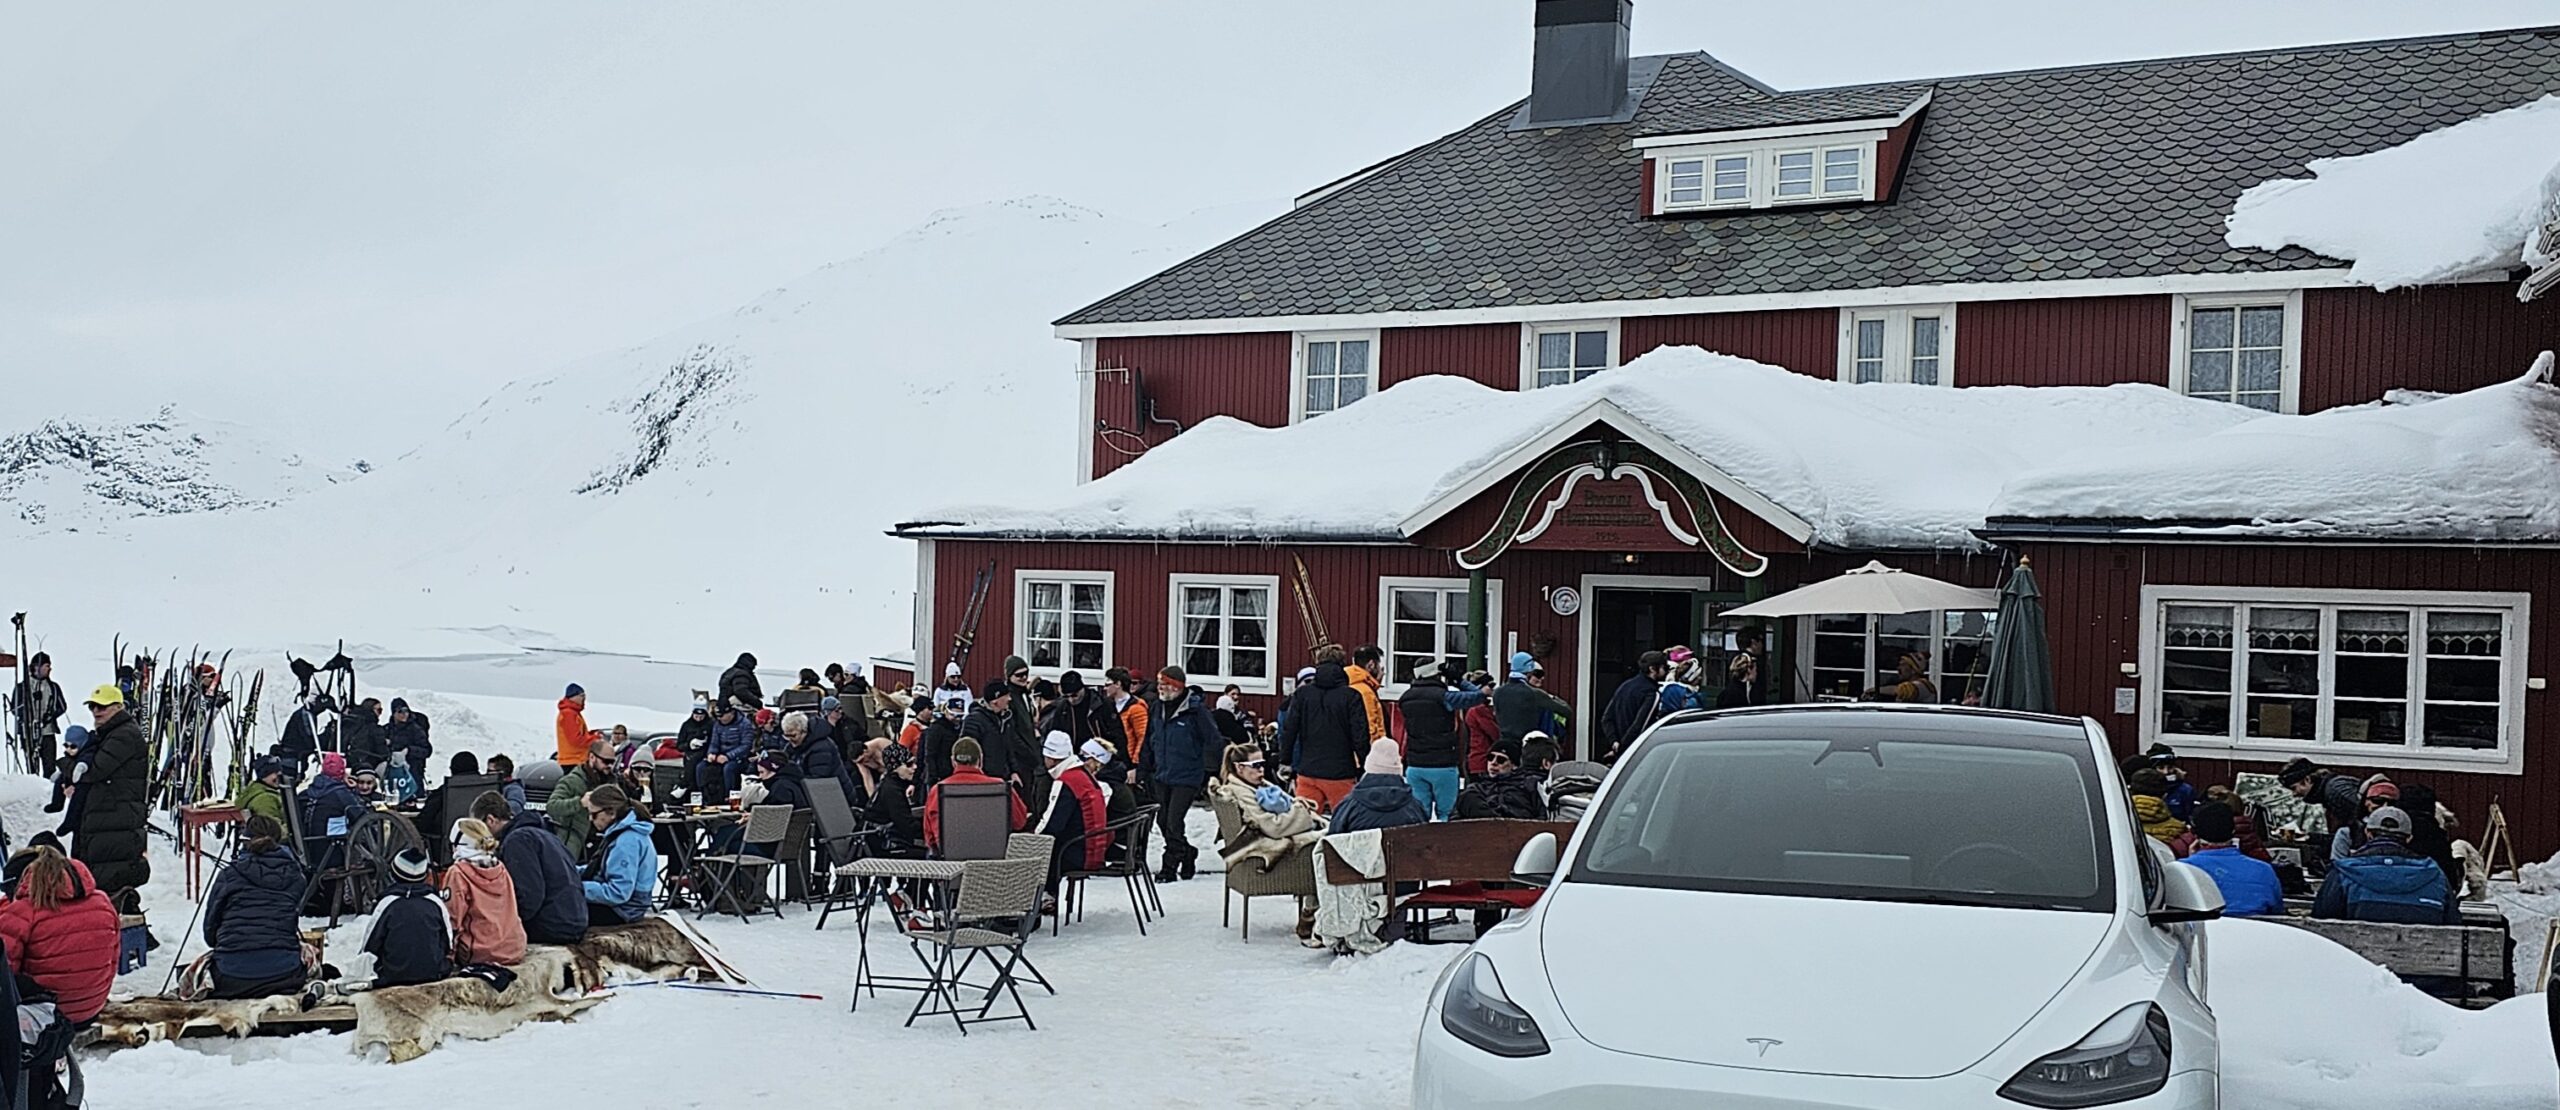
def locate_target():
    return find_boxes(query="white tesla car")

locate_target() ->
[1413,705,2222,1109]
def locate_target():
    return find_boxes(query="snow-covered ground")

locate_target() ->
[57,745,2558,1109]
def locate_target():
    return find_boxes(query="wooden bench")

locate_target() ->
[1322,820,1574,943]
[2265,915,2513,1004]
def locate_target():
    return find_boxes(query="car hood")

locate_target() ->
[1538,882,2111,1078]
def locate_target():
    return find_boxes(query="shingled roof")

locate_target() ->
[1058,27,2560,329]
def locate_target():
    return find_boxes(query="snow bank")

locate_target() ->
[912,347,2258,550]
[2212,917,2555,1108]
[2226,95,2560,290]
[1996,354,2560,539]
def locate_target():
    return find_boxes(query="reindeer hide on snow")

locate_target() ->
[352,919,712,1063]
[92,996,306,1047]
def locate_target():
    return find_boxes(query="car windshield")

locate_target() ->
[1572,725,2114,912]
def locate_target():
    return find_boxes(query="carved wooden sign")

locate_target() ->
[1457,439,1769,575]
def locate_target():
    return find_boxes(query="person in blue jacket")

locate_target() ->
[578,785,657,927]
[1141,666,1222,884]
[2179,803,2282,917]
[473,790,585,944]
[362,850,453,986]
[2312,806,2459,924]
[201,816,310,999]
[1329,739,1430,835]
[698,703,755,804]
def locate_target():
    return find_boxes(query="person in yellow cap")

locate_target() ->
[69,683,151,906]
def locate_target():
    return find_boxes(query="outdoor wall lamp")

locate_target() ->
[2119,662,2139,676]
[1611,553,1643,566]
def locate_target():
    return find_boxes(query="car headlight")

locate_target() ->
[1439,954,1550,1058]
[1997,1003,2172,1108]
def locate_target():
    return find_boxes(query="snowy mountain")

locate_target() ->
[9,196,1279,684]
[0,407,365,533]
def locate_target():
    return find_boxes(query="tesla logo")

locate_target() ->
[1746,1037,1782,1057]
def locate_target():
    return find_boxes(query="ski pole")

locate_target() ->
[623,981,823,1001]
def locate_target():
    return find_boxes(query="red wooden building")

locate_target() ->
[897,7,2560,853]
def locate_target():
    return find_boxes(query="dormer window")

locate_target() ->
[1650,138,1877,212]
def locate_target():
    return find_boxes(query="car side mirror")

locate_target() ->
[2151,860,2225,924]
[1512,831,1559,888]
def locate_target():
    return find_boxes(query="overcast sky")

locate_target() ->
[7,0,2556,446]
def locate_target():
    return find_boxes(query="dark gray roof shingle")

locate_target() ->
[1059,27,2560,328]
[1634,64,1931,135]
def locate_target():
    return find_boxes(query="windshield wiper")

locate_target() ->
[1841,890,2082,912]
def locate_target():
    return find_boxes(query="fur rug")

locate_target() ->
[92,996,308,1047]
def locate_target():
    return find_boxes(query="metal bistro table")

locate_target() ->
[655,808,743,910]
[834,857,966,1012]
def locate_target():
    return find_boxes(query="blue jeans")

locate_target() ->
[1405,766,1461,821]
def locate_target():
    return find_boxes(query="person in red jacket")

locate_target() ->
[922,737,1025,855]
[0,846,120,1023]
[1460,699,1501,780]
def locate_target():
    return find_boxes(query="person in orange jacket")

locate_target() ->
[1346,646,1389,743]
[556,684,596,766]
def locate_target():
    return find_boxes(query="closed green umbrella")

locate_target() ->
[1984,558,2056,714]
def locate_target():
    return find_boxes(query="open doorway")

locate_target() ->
[1586,587,1694,755]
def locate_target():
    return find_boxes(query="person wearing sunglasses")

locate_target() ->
[1210,742,1324,944]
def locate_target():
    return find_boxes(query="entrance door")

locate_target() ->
[1588,588,1695,756]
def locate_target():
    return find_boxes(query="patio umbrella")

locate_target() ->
[1722,560,1998,619]
[1982,558,2056,713]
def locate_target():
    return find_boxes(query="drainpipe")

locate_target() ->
[1468,569,1490,674]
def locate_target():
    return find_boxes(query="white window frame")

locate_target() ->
[2169,291,2303,414]
[1653,134,1881,213]
[1014,570,1114,679]
[1797,610,1999,703]
[1835,304,1957,385]
[1375,576,1506,695]
[1518,319,1620,389]
[2138,584,2529,774]
[1166,573,1284,694]
[1290,329,1380,424]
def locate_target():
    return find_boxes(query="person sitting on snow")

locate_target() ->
[362,850,453,987]
[201,816,312,999]
[578,785,656,928]
[2179,803,2282,917]
[472,791,584,945]
[2312,806,2459,924]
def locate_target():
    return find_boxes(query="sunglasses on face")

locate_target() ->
[1238,760,1264,770]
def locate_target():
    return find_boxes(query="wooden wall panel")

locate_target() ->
[1957,295,2171,387]
[2300,285,2560,411]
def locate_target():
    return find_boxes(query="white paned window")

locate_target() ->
[1654,138,1876,212]
[1522,320,1619,389]
[1294,331,1377,422]
[1837,305,1956,385]
[1169,574,1280,693]
[2171,292,2301,413]
[1378,577,1505,691]
[2143,586,2527,772]
[1016,571,1112,676]
[1807,610,1998,703]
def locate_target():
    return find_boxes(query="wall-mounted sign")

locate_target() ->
[1547,585,1582,617]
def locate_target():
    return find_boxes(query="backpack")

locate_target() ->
[17,974,73,1110]
[2332,851,2453,924]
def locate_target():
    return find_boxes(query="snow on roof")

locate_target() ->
[1994,353,2560,541]
[2224,94,2560,291]
[902,347,2261,550]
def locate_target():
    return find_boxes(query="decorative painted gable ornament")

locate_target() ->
[1457,438,1769,575]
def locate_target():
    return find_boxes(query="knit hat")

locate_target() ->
[1059,671,1085,694]
[943,661,962,678]
[1509,651,1540,678]
[390,697,409,712]
[1364,739,1404,776]
[1079,739,1112,764]
[2144,743,2177,762]
[564,683,584,698]
[1664,645,1694,666]
[2362,774,2399,802]
[953,737,984,765]
[691,702,709,715]
[1296,666,1318,683]
[1042,729,1074,762]
[879,742,911,772]
[1002,654,1030,677]
[821,696,841,712]
[26,651,44,667]
[2189,803,2236,844]
[2276,757,2318,786]
[2127,768,2171,797]
[320,752,347,778]
[1215,694,1239,714]
[2364,805,2413,837]
[390,849,430,883]
[754,708,776,728]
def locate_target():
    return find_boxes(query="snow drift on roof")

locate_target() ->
[2224,94,2560,290]
[1996,353,2560,539]
[905,347,2259,550]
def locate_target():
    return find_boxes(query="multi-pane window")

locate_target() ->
[1809,610,1997,702]
[1379,579,1502,687]
[2177,297,2292,412]
[1172,576,1277,691]
[1018,573,1110,674]
[1298,333,1374,421]
[1839,305,1954,385]
[1656,143,1870,211]
[2148,588,2523,767]
[1528,322,1614,388]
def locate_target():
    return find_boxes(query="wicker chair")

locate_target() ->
[901,853,1048,1034]
[1211,793,1317,942]
[694,804,793,923]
